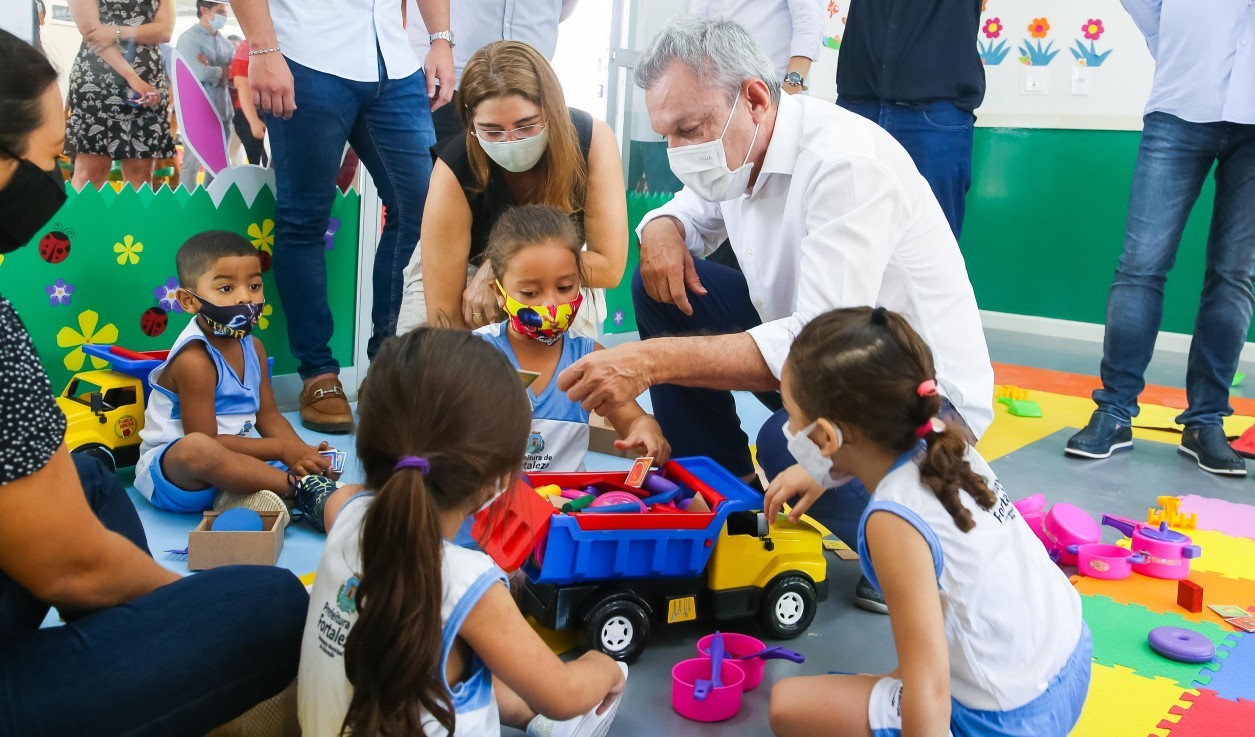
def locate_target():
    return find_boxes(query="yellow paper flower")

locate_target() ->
[114,234,143,265]
[248,219,275,252]
[258,303,274,330]
[56,309,119,371]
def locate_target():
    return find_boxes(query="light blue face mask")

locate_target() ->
[783,420,855,488]
[209,13,227,30]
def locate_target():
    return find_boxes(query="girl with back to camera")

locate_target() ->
[765,307,1090,737]
[298,328,627,737]
[477,204,668,472]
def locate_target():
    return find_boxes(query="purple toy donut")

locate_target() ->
[1147,626,1215,664]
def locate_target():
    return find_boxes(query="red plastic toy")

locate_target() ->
[1178,579,1204,614]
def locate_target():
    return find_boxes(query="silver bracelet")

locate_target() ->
[248,47,281,57]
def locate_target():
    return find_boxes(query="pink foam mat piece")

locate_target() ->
[1177,496,1255,541]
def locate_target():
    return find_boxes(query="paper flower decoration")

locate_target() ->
[46,278,75,307]
[1082,19,1104,40]
[983,17,1003,38]
[114,234,143,265]
[56,309,118,371]
[1028,17,1050,39]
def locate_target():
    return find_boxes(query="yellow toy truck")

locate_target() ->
[55,344,159,472]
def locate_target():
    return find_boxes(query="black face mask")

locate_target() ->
[0,155,67,254]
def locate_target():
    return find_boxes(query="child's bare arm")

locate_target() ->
[594,344,671,463]
[459,583,625,720]
[166,345,327,474]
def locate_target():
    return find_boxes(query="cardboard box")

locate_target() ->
[588,412,633,458]
[188,511,285,570]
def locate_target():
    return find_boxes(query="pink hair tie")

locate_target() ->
[915,417,945,439]
[916,379,938,397]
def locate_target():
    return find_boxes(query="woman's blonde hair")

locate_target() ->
[458,41,587,214]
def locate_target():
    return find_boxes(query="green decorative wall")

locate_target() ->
[0,184,361,393]
[611,128,1233,341]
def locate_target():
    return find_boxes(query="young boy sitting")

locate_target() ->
[135,231,340,528]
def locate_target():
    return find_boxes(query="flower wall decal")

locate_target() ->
[1028,17,1050,39]
[46,278,75,307]
[248,218,274,250]
[979,39,1010,65]
[56,309,118,370]
[153,275,184,312]
[983,17,1003,39]
[1082,19,1104,40]
[114,234,144,265]
[258,303,274,331]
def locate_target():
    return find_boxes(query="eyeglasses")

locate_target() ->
[474,123,546,144]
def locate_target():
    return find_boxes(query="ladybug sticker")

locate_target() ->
[140,306,168,337]
[39,224,74,264]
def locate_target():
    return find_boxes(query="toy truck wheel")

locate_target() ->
[759,576,817,639]
[586,598,651,664]
[73,444,117,474]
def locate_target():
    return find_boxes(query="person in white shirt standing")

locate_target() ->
[228,0,454,434]
[557,16,993,614]
[690,0,823,94]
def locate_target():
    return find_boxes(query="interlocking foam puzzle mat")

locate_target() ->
[985,364,1255,736]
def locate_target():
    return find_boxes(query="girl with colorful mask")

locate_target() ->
[396,40,628,337]
[476,205,668,472]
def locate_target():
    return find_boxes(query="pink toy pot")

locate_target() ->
[1041,503,1101,566]
[1013,494,1049,546]
[1101,516,1202,580]
[697,633,767,690]
[1067,543,1145,580]
[672,657,745,722]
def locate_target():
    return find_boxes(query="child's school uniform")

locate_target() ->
[475,321,595,472]
[858,444,1091,737]
[134,319,262,512]
[298,493,507,737]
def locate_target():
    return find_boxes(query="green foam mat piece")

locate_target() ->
[1082,594,1239,688]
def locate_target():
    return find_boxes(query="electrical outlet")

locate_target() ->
[1071,67,1092,95]
[1020,67,1049,95]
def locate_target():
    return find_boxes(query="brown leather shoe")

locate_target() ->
[300,377,355,434]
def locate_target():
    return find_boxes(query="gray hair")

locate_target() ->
[635,16,781,106]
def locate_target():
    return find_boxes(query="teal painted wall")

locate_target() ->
[962,127,1231,337]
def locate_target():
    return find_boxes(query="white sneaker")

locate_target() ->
[213,489,291,529]
[526,662,628,737]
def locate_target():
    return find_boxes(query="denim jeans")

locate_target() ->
[267,55,435,376]
[1094,112,1255,428]
[0,456,310,736]
[631,258,783,479]
[836,98,975,240]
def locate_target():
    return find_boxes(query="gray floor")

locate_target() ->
[529,328,1255,736]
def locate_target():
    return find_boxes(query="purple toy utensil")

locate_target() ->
[732,646,806,663]
[694,631,725,701]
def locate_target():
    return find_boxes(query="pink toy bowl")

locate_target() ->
[672,657,745,722]
[1067,543,1145,580]
[697,633,767,690]
[1041,503,1101,566]
[1013,494,1049,545]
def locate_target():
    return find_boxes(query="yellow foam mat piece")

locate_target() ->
[974,389,1254,462]
[1179,529,1255,577]
[1069,664,1194,737]
[1071,569,1255,624]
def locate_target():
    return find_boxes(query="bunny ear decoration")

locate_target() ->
[172,51,229,180]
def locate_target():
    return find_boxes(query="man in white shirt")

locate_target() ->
[690,0,823,93]
[406,0,579,146]
[558,16,993,612]
[228,0,454,433]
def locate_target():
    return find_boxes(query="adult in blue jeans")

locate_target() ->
[229,0,455,433]
[558,18,994,615]
[0,32,308,735]
[1066,1,1255,476]
[834,0,984,239]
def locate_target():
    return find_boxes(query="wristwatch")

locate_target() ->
[783,71,807,90]
[428,30,456,48]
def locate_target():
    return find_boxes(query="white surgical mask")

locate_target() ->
[666,90,760,202]
[476,477,510,514]
[783,420,855,488]
[209,14,227,30]
[477,126,549,173]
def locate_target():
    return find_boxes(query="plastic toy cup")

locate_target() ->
[697,633,768,690]
[1068,543,1145,580]
[672,657,745,722]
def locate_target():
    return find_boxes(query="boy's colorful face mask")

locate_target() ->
[496,281,583,346]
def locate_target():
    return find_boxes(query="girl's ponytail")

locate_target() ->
[917,422,996,533]
[344,463,451,736]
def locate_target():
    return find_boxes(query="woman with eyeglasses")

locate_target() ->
[397,40,628,334]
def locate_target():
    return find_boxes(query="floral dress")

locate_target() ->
[67,0,175,160]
